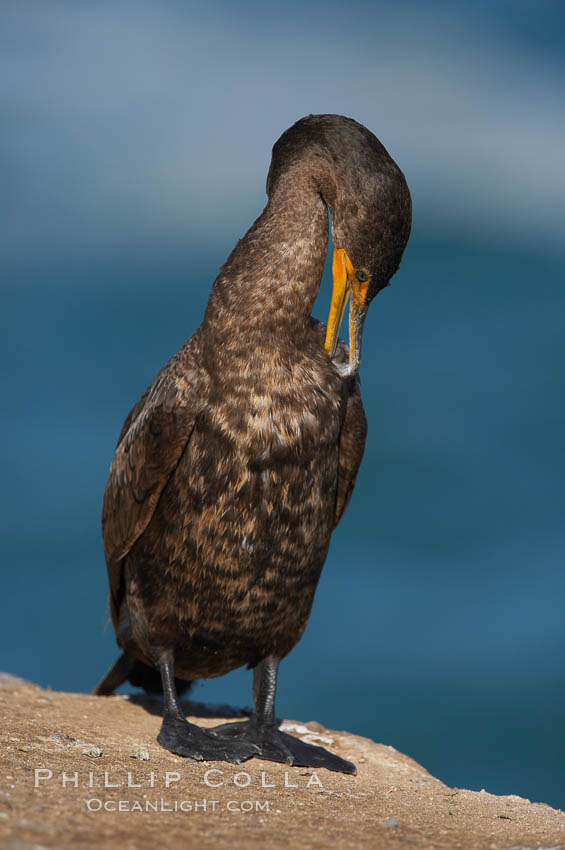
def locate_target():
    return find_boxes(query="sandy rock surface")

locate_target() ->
[0,675,564,849]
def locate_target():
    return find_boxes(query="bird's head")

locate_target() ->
[268,114,412,377]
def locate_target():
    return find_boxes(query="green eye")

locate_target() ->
[355,269,369,282]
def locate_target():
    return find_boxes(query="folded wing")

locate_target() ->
[101,348,200,626]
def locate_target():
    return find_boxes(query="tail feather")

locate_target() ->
[94,652,192,697]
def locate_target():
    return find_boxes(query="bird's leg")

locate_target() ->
[211,656,356,775]
[155,651,259,763]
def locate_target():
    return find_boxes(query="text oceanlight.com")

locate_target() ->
[85,798,270,813]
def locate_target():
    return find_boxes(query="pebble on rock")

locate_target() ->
[82,746,103,758]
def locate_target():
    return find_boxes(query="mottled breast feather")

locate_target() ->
[101,342,201,626]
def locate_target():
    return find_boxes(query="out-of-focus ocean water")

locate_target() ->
[2,234,564,807]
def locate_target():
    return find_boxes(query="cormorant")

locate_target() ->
[95,114,411,775]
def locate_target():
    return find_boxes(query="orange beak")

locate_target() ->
[324,248,369,376]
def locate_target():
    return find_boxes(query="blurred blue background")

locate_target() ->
[2,0,564,808]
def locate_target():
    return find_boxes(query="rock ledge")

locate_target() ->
[1,676,564,849]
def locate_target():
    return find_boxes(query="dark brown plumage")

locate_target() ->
[95,114,411,773]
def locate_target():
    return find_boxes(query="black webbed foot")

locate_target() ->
[155,652,258,763]
[158,714,259,763]
[211,719,357,775]
[155,654,355,773]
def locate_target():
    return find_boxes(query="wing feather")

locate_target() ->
[101,347,201,624]
[309,317,367,528]
[333,378,367,527]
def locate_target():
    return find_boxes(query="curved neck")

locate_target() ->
[202,182,329,349]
